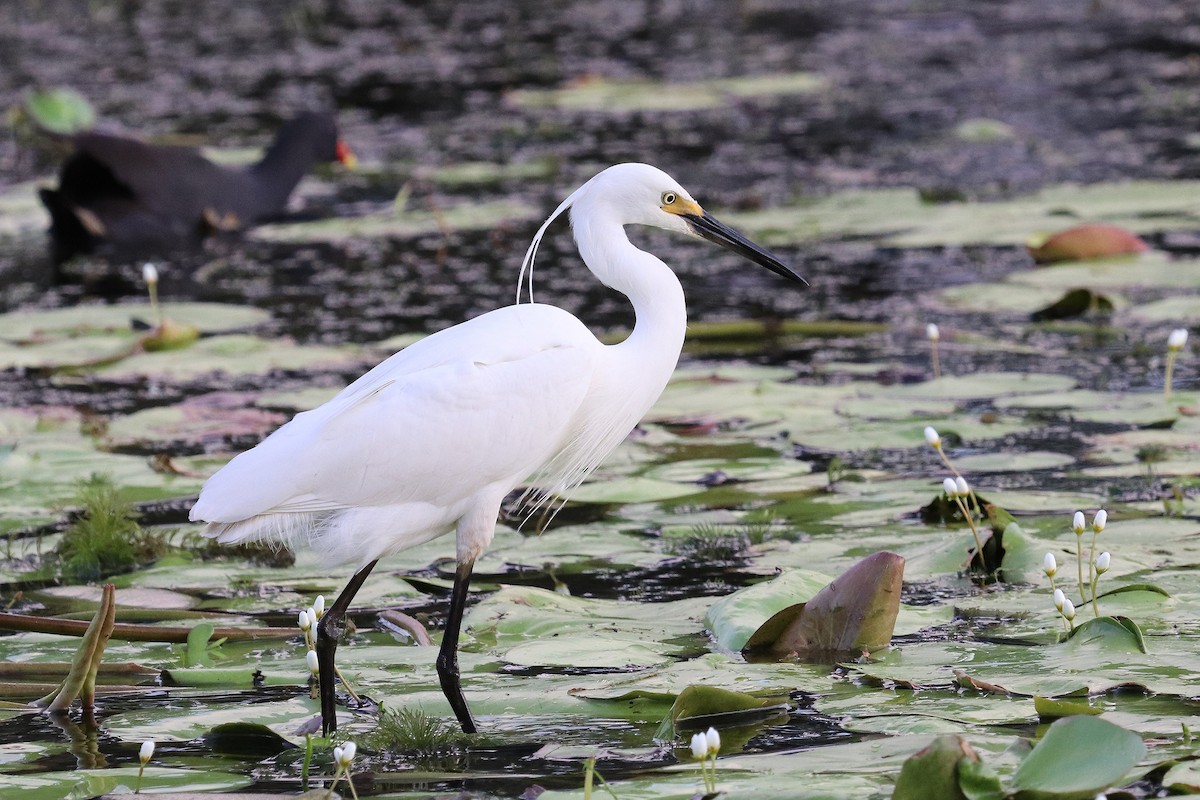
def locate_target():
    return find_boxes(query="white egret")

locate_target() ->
[189,163,805,734]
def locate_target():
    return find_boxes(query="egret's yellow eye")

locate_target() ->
[661,191,677,206]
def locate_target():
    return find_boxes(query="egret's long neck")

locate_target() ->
[574,214,687,379]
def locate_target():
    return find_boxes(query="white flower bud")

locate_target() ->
[1062,598,1076,621]
[142,263,158,285]
[943,477,958,497]
[1095,552,1111,575]
[298,609,311,631]
[307,650,319,675]
[337,741,356,767]
[705,727,720,754]
[1053,588,1066,612]
[690,732,708,759]
[954,476,969,497]
[924,426,941,448]
[1042,552,1057,578]
[313,595,325,619]
[333,746,343,766]
[139,740,155,763]
[1168,328,1188,351]
[1091,509,1107,534]
[926,323,940,341]
[1072,511,1086,535]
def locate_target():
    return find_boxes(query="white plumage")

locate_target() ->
[188,162,803,734]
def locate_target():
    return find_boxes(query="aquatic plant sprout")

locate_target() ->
[1061,597,1077,628]
[142,262,162,329]
[925,425,963,479]
[690,727,720,793]
[1043,552,1058,594]
[944,474,985,568]
[1091,551,1112,617]
[1088,508,1107,610]
[1165,328,1188,402]
[136,740,154,793]
[927,323,941,378]
[925,426,941,448]
[1072,511,1087,603]
[705,726,720,755]
[330,741,359,800]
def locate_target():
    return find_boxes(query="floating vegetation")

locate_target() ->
[53,474,165,582]
[364,707,471,759]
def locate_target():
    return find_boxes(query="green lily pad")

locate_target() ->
[705,569,832,652]
[251,199,538,243]
[1126,294,1200,324]
[93,334,365,380]
[24,87,95,134]
[0,302,270,340]
[1011,716,1145,798]
[510,71,823,112]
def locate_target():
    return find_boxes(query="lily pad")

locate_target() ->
[1011,716,1145,798]
[509,71,823,112]
[251,199,539,243]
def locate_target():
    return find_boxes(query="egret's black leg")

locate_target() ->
[317,559,379,736]
[436,559,477,733]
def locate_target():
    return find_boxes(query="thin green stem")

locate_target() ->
[1075,532,1086,605]
[136,764,145,794]
[1165,350,1177,403]
[936,447,960,478]
[954,496,985,571]
[301,734,312,791]
[931,341,941,379]
[584,756,595,800]
[148,282,162,329]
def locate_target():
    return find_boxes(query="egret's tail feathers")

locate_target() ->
[202,512,322,552]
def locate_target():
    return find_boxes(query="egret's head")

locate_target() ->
[517,163,804,304]
[584,163,806,285]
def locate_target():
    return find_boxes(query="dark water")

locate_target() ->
[3,1,1200,358]
[0,5,1197,795]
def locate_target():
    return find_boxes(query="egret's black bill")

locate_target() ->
[684,211,807,286]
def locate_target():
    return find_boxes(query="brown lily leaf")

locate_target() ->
[1028,223,1149,264]
[749,551,904,659]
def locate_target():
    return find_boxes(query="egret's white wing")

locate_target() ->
[191,304,599,526]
